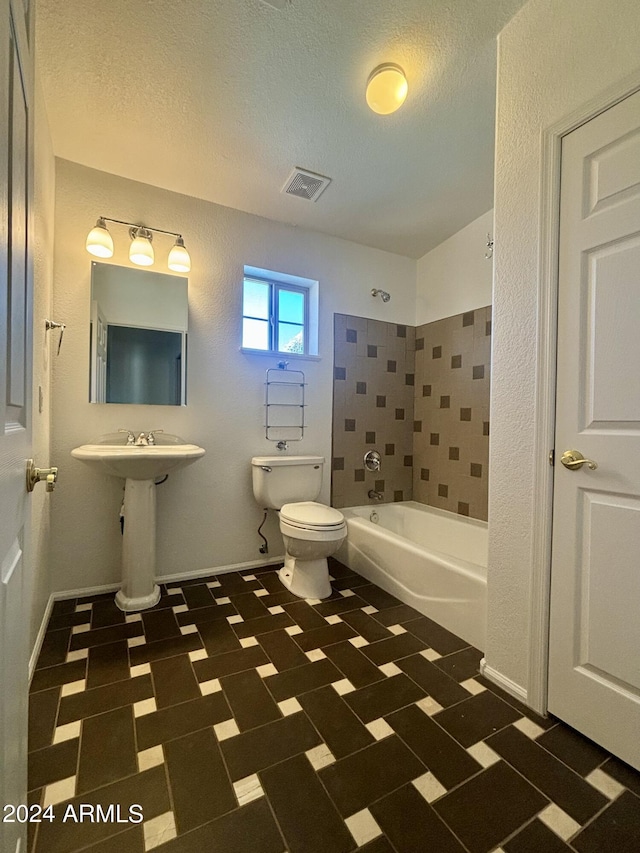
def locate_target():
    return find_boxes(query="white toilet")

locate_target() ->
[251,456,346,599]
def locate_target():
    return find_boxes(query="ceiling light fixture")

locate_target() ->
[85,217,191,272]
[366,63,408,115]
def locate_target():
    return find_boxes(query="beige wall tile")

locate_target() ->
[411,306,491,520]
[367,319,389,346]
[332,313,416,506]
[332,307,491,513]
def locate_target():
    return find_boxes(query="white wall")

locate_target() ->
[416,210,494,325]
[487,0,640,694]
[50,160,416,592]
[28,80,55,652]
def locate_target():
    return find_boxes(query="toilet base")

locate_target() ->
[278,555,332,600]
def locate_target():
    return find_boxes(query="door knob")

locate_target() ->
[560,450,598,471]
[26,459,59,492]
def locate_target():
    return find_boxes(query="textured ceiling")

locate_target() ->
[36,0,526,258]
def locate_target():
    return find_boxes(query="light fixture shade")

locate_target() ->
[366,63,408,115]
[86,218,114,258]
[129,227,154,266]
[168,236,191,273]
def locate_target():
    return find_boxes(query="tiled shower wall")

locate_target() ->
[413,306,491,521]
[331,314,415,508]
[331,307,491,521]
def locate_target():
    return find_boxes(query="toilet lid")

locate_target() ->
[280,501,345,528]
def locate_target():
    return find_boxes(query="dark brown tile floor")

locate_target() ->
[28,558,640,852]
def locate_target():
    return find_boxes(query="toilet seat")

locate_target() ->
[280,519,346,543]
[279,501,345,530]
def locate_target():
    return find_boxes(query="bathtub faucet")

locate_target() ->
[368,490,384,501]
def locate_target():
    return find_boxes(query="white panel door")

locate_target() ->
[549,89,640,770]
[0,2,33,853]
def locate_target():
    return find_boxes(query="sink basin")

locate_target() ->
[71,433,206,612]
[71,442,205,480]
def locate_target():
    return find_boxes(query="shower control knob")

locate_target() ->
[364,450,382,472]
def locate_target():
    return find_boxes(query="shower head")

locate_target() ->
[371,288,391,303]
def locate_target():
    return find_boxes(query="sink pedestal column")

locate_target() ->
[115,478,161,611]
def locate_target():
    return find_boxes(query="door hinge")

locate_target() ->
[549,449,555,466]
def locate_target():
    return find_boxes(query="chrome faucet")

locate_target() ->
[119,429,163,446]
[368,490,384,501]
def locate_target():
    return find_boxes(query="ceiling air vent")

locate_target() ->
[282,168,331,202]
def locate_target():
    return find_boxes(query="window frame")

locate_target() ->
[242,275,309,356]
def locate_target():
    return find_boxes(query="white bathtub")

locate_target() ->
[336,501,487,650]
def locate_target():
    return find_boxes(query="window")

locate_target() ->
[242,275,310,355]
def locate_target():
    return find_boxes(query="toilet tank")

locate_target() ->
[251,456,325,509]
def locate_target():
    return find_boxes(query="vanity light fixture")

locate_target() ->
[366,63,408,115]
[85,217,114,258]
[167,236,191,273]
[129,227,154,266]
[85,217,191,272]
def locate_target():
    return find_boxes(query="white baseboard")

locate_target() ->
[48,557,284,602]
[52,582,121,601]
[29,594,55,684]
[158,556,284,584]
[480,658,528,704]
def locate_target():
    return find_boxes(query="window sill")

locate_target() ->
[240,347,321,362]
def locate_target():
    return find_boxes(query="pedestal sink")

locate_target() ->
[72,433,205,611]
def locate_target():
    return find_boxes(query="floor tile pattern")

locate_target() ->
[29,559,640,852]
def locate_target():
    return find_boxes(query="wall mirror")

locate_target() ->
[89,262,188,405]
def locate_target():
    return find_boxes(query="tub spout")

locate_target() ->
[368,490,384,501]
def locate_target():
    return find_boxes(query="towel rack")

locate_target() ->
[265,364,306,442]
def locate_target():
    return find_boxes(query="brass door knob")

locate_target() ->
[560,450,598,471]
[26,459,59,492]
